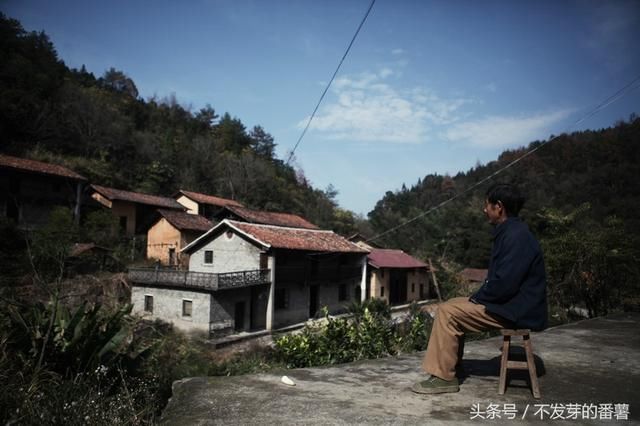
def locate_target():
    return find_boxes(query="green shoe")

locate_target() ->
[411,375,460,394]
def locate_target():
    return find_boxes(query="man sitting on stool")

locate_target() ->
[412,183,547,394]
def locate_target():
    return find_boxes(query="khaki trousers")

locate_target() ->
[422,297,508,381]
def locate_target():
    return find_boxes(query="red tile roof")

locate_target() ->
[91,184,183,209]
[459,268,487,283]
[231,221,366,252]
[367,249,428,269]
[157,209,213,232]
[183,220,368,254]
[177,190,243,208]
[222,205,319,229]
[0,153,86,180]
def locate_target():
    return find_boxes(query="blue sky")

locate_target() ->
[4,0,640,215]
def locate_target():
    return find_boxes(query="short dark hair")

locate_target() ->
[486,183,525,217]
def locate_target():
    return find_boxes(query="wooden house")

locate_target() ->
[174,189,243,220]
[0,154,86,228]
[146,209,213,268]
[129,219,368,336]
[89,184,184,235]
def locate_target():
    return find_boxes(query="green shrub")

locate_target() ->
[397,302,432,352]
[274,300,437,369]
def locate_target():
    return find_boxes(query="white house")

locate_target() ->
[129,219,368,336]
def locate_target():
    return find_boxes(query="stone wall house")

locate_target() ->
[129,219,368,336]
[174,189,243,220]
[349,236,434,305]
[0,154,86,228]
[89,184,184,235]
[146,209,213,268]
[366,249,433,305]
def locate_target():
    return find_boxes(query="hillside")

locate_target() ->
[368,117,640,267]
[0,13,361,236]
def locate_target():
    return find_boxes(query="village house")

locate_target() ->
[366,249,433,305]
[214,205,320,229]
[174,189,243,220]
[351,236,434,305]
[0,154,86,228]
[146,209,213,268]
[129,219,368,336]
[458,267,488,294]
[89,184,184,235]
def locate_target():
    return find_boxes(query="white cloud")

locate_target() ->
[391,48,405,55]
[484,82,497,93]
[299,69,471,144]
[443,110,573,148]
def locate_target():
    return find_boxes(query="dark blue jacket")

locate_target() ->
[471,217,548,331]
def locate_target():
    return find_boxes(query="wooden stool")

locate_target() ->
[499,329,541,399]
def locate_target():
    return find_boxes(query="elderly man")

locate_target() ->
[412,183,547,394]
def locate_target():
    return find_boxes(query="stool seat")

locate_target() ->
[499,329,541,399]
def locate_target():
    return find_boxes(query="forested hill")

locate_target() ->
[2,12,639,269]
[0,13,361,235]
[368,117,640,268]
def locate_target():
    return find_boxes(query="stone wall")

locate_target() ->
[188,231,262,274]
[131,285,212,333]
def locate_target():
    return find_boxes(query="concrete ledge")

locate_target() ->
[161,312,640,425]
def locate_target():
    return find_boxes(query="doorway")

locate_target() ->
[234,301,245,331]
[389,270,408,305]
[250,286,267,330]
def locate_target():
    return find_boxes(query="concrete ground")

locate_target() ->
[160,312,640,425]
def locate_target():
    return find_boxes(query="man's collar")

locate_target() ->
[492,216,520,237]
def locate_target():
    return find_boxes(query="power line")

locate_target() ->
[286,0,376,165]
[367,74,640,244]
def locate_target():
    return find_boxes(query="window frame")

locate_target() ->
[144,295,154,313]
[182,299,193,318]
[204,250,213,265]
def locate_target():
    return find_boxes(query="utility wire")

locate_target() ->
[367,74,640,244]
[286,0,376,165]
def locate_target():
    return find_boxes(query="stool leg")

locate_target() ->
[523,335,541,399]
[498,335,510,395]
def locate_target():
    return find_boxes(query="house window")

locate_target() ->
[144,295,154,313]
[275,289,289,310]
[182,300,193,317]
[260,253,268,270]
[381,287,385,297]
[119,216,127,232]
[420,284,425,299]
[204,250,213,264]
[381,269,385,278]
[169,248,176,266]
[411,283,415,293]
[338,283,348,301]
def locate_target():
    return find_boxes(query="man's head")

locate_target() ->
[483,183,525,224]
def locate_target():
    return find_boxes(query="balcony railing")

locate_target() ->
[128,267,271,291]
